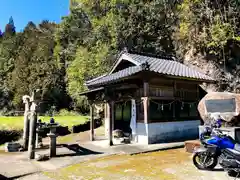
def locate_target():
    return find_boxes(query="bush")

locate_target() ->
[57,109,80,116]
[0,130,22,145]
[71,118,103,133]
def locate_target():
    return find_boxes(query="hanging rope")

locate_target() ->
[119,98,143,107]
[149,99,198,111]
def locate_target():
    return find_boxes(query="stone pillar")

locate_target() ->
[36,128,43,148]
[22,95,30,150]
[28,109,37,159]
[90,103,94,141]
[108,101,114,146]
[35,132,39,148]
[48,129,57,157]
[36,119,44,148]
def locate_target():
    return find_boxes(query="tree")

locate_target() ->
[9,21,68,112]
[4,16,16,35]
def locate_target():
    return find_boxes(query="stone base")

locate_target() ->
[5,142,21,152]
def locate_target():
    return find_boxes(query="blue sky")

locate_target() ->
[0,0,70,32]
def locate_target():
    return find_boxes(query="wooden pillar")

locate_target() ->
[104,102,110,138]
[143,81,149,97]
[90,102,94,141]
[173,81,176,119]
[108,101,114,146]
[143,81,149,123]
[143,97,149,124]
[196,84,199,100]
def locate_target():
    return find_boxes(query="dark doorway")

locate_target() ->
[114,101,132,133]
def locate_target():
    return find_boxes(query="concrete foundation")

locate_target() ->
[105,120,200,145]
[137,120,200,144]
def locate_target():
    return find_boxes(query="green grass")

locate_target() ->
[0,116,89,131]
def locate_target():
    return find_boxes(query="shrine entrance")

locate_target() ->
[114,101,132,134]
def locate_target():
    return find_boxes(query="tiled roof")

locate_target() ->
[86,53,214,87]
[86,66,143,86]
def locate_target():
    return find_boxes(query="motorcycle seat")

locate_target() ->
[235,144,240,152]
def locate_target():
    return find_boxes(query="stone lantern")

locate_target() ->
[46,118,59,157]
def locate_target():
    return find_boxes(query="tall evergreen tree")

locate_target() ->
[4,16,16,35]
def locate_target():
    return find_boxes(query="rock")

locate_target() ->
[35,154,49,161]
[5,142,21,152]
[198,92,240,123]
[38,142,43,148]
[113,129,124,138]
[19,147,25,152]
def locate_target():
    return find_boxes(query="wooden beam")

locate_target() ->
[90,103,94,141]
[108,101,114,146]
[109,83,139,90]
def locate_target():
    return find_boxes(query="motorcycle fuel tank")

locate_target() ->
[206,136,235,149]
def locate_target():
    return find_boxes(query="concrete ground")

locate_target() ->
[0,128,238,180]
[44,149,238,180]
[0,147,238,180]
[0,140,184,179]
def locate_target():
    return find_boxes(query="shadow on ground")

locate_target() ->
[211,168,224,172]
[0,172,38,180]
[54,144,103,157]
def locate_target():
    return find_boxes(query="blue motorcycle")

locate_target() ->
[193,121,240,176]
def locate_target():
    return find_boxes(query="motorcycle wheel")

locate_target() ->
[193,152,218,170]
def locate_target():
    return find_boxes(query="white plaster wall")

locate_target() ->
[148,120,201,144]
[136,123,149,144]
[105,118,109,138]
